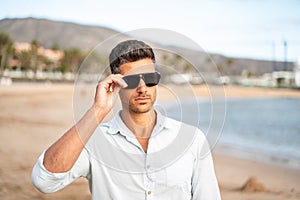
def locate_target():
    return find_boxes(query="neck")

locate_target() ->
[120,109,156,138]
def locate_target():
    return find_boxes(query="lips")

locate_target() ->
[134,96,151,103]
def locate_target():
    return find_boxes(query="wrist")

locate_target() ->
[91,104,107,124]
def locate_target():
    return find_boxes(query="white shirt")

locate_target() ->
[32,111,221,200]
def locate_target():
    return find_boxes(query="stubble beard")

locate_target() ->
[129,101,154,114]
[128,92,156,114]
[120,88,157,114]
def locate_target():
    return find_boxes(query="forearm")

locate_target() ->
[43,106,106,173]
[42,74,126,173]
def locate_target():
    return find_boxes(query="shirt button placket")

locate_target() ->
[146,190,153,199]
[145,163,154,200]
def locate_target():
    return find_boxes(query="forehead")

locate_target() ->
[120,58,155,75]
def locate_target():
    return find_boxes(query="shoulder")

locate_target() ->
[165,116,206,139]
[163,116,207,149]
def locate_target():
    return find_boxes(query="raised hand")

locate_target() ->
[93,74,127,123]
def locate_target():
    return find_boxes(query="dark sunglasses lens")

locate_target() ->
[144,72,161,87]
[122,72,161,89]
[122,75,140,89]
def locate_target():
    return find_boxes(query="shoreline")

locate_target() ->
[214,143,300,171]
[1,82,300,199]
[2,81,300,98]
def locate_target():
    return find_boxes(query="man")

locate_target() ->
[32,40,221,199]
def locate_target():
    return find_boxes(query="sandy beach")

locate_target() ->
[0,82,299,200]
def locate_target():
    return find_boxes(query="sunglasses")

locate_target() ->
[122,71,161,89]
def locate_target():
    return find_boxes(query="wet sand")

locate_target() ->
[0,83,299,199]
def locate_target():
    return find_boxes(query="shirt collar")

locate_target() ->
[107,110,172,136]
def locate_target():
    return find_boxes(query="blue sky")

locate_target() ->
[1,0,300,62]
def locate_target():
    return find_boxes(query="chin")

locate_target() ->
[130,104,153,114]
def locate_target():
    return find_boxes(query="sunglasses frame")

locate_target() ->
[122,71,161,89]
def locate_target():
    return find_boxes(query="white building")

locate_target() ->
[295,58,300,87]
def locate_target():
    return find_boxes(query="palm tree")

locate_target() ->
[0,32,13,77]
[30,40,40,79]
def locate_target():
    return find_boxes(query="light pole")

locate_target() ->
[283,39,288,71]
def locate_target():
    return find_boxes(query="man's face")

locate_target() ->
[119,58,157,114]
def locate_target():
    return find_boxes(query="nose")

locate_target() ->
[136,78,147,93]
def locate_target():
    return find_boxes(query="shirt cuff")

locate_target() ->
[36,151,71,179]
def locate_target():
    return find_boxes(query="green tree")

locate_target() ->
[17,50,32,71]
[30,40,40,79]
[216,63,224,76]
[59,48,84,73]
[183,62,193,73]
[226,57,235,75]
[0,32,14,77]
[49,44,63,72]
[42,56,55,72]
[226,58,234,66]
[51,43,60,51]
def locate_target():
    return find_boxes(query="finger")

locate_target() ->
[112,84,122,93]
[98,75,127,93]
[109,75,128,89]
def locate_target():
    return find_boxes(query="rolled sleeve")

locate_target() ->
[32,149,90,194]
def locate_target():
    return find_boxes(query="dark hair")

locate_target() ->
[109,40,155,74]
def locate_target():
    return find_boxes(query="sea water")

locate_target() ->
[156,97,300,169]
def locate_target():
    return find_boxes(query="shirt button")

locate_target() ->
[147,191,152,195]
[146,165,151,169]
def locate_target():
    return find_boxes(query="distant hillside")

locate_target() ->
[0,17,294,75]
[0,17,123,51]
